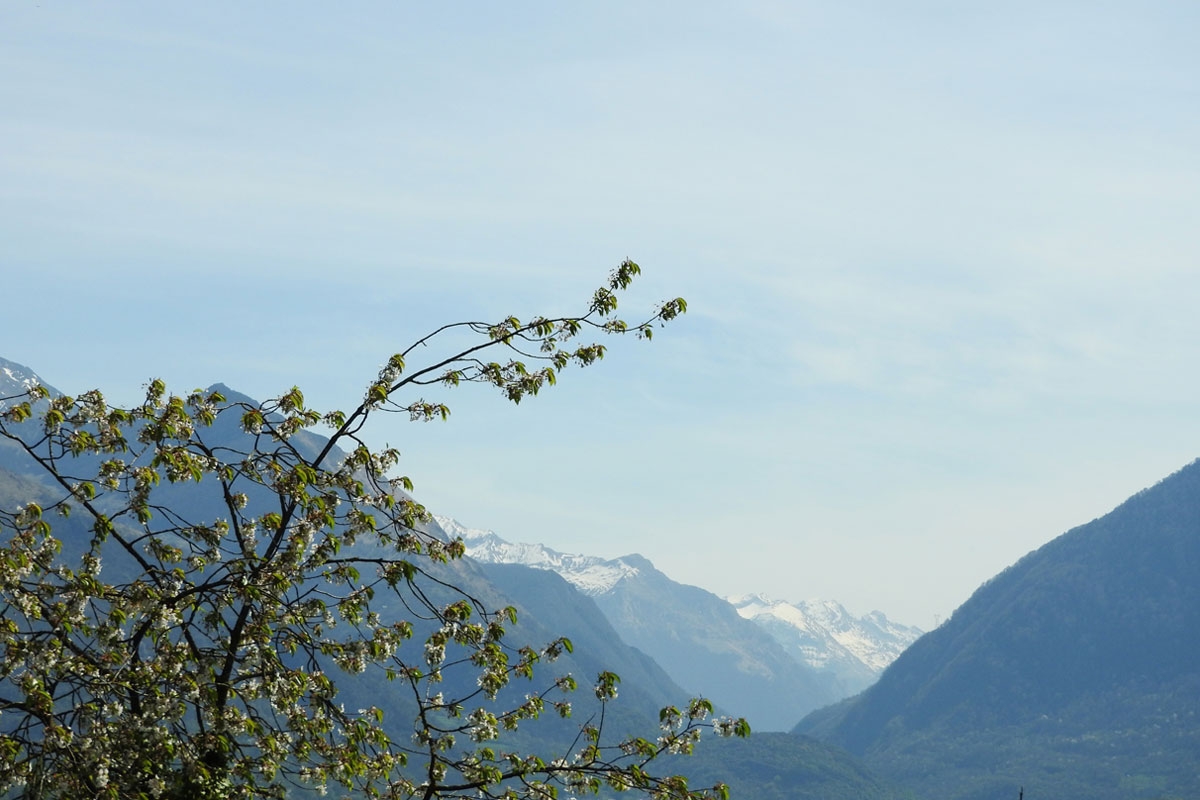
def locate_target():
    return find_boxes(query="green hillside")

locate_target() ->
[666,733,920,800]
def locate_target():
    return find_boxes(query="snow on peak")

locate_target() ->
[728,595,923,674]
[433,515,640,596]
[433,516,495,545]
[0,359,45,409]
[1,364,40,390]
[726,593,781,617]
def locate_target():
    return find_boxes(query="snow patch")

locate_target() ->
[728,595,923,674]
[0,362,44,409]
[434,515,640,596]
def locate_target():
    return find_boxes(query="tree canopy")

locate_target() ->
[0,262,747,800]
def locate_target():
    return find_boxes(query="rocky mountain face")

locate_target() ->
[437,516,918,731]
[729,595,923,697]
[796,459,1200,800]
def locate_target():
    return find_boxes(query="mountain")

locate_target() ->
[464,561,693,736]
[0,356,46,400]
[0,357,59,481]
[442,517,640,595]
[796,459,1200,800]
[664,732,921,800]
[729,594,923,696]
[0,362,684,735]
[439,516,844,731]
[0,356,923,799]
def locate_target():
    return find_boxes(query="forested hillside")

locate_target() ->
[797,460,1200,800]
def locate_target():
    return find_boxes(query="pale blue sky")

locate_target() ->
[3,2,1199,625]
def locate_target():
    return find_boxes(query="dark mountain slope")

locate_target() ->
[797,459,1200,800]
[591,554,840,731]
[450,519,845,731]
[478,562,689,716]
[664,733,920,800]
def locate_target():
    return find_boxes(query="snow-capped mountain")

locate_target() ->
[434,515,922,729]
[729,594,923,695]
[435,515,845,730]
[0,357,47,404]
[437,514,922,691]
[435,516,640,595]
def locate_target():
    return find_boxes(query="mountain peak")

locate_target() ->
[206,382,258,405]
[730,595,923,680]
[0,357,49,403]
[433,515,642,596]
[727,592,777,607]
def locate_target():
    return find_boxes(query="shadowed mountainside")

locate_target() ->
[797,460,1200,800]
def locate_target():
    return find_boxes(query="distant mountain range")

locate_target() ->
[729,594,923,696]
[436,515,921,730]
[0,354,921,799]
[17,352,1200,798]
[0,356,922,730]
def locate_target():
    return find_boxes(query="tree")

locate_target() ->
[0,261,748,800]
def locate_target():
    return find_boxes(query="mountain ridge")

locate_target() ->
[795,458,1200,800]
[728,594,923,696]
[0,354,928,798]
[436,515,641,596]
[435,514,921,730]
[0,356,49,403]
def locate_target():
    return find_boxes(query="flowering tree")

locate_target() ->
[0,262,748,800]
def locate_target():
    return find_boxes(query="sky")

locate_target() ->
[3,2,1199,627]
